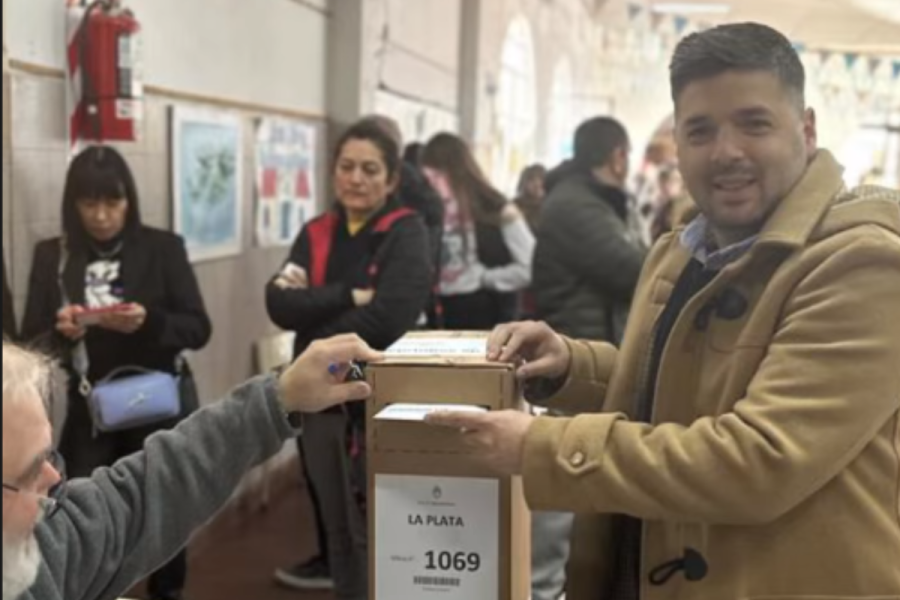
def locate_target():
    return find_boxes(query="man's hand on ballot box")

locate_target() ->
[487,321,571,381]
[278,334,383,413]
[427,321,576,475]
[426,409,535,476]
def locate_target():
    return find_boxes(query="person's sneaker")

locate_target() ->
[274,556,334,590]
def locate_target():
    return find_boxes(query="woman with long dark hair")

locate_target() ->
[22,145,212,600]
[422,133,535,329]
[515,163,547,234]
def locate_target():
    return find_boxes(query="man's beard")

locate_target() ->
[3,532,42,600]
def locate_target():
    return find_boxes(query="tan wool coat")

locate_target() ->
[523,151,900,599]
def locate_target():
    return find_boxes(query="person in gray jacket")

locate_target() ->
[1,334,381,600]
[529,117,647,600]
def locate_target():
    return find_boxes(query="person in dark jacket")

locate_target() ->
[3,258,16,340]
[514,164,547,320]
[403,142,425,169]
[267,120,432,600]
[515,163,548,235]
[21,145,212,600]
[529,117,647,600]
[363,116,445,327]
[534,117,647,345]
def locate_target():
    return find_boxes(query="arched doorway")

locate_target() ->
[546,57,576,165]
[494,15,538,194]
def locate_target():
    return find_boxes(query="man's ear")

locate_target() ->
[803,107,817,155]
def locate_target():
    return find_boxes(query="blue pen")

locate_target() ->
[329,361,365,381]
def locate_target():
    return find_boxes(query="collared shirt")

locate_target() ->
[680,214,759,271]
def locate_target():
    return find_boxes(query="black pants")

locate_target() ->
[60,392,188,598]
[297,436,330,564]
[297,410,368,600]
[440,290,517,331]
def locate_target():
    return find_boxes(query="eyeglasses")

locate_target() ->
[2,450,68,520]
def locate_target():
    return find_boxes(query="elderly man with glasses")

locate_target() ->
[2,336,381,600]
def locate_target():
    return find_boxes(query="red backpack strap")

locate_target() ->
[366,207,418,282]
[307,212,340,288]
[372,207,416,234]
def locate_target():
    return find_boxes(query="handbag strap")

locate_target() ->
[57,239,93,397]
[97,365,158,385]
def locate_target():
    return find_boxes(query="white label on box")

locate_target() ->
[374,403,488,422]
[386,337,488,357]
[375,474,499,600]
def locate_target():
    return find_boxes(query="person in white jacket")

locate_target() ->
[422,133,535,330]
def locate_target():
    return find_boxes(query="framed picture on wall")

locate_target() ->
[171,106,244,262]
[253,118,318,248]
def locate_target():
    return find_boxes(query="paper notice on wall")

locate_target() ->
[385,337,488,358]
[374,474,499,600]
[254,118,317,248]
[374,404,488,422]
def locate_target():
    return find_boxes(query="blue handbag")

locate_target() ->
[82,366,182,433]
[58,238,185,434]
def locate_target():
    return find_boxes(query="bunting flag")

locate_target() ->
[651,12,667,30]
[893,60,900,81]
[628,3,643,20]
[675,16,690,35]
[844,53,859,71]
[791,42,806,53]
[867,57,881,74]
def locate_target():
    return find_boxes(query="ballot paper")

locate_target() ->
[385,337,489,358]
[374,403,489,422]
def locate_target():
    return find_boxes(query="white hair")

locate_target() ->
[2,343,52,411]
[2,343,68,443]
[3,344,54,600]
[2,532,42,600]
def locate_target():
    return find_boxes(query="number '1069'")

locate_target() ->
[425,551,481,572]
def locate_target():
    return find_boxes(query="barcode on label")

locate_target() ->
[413,576,461,587]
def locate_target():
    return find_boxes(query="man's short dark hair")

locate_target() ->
[670,22,806,108]
[573,117,629,171]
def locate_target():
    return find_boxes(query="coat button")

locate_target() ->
[570,451,586,467]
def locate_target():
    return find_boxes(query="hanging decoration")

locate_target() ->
[595,5,900,122]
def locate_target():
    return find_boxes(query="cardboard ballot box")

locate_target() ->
[366,332,531,600]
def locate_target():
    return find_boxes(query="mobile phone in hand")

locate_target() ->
[74,304,130,327]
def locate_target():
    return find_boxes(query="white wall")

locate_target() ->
[7,0,328,113]
[379,0,461,111]
[365,0,462,142]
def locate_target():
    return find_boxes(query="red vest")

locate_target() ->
[306,207,416,288]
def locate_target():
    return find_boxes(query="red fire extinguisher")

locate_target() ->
[66,0,144,148]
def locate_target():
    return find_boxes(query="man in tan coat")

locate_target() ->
[429,23,900,599]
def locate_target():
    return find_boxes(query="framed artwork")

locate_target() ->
[254,118,318,247]
[171,106,244,262]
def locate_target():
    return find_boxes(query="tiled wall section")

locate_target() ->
[5,71,330,401]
